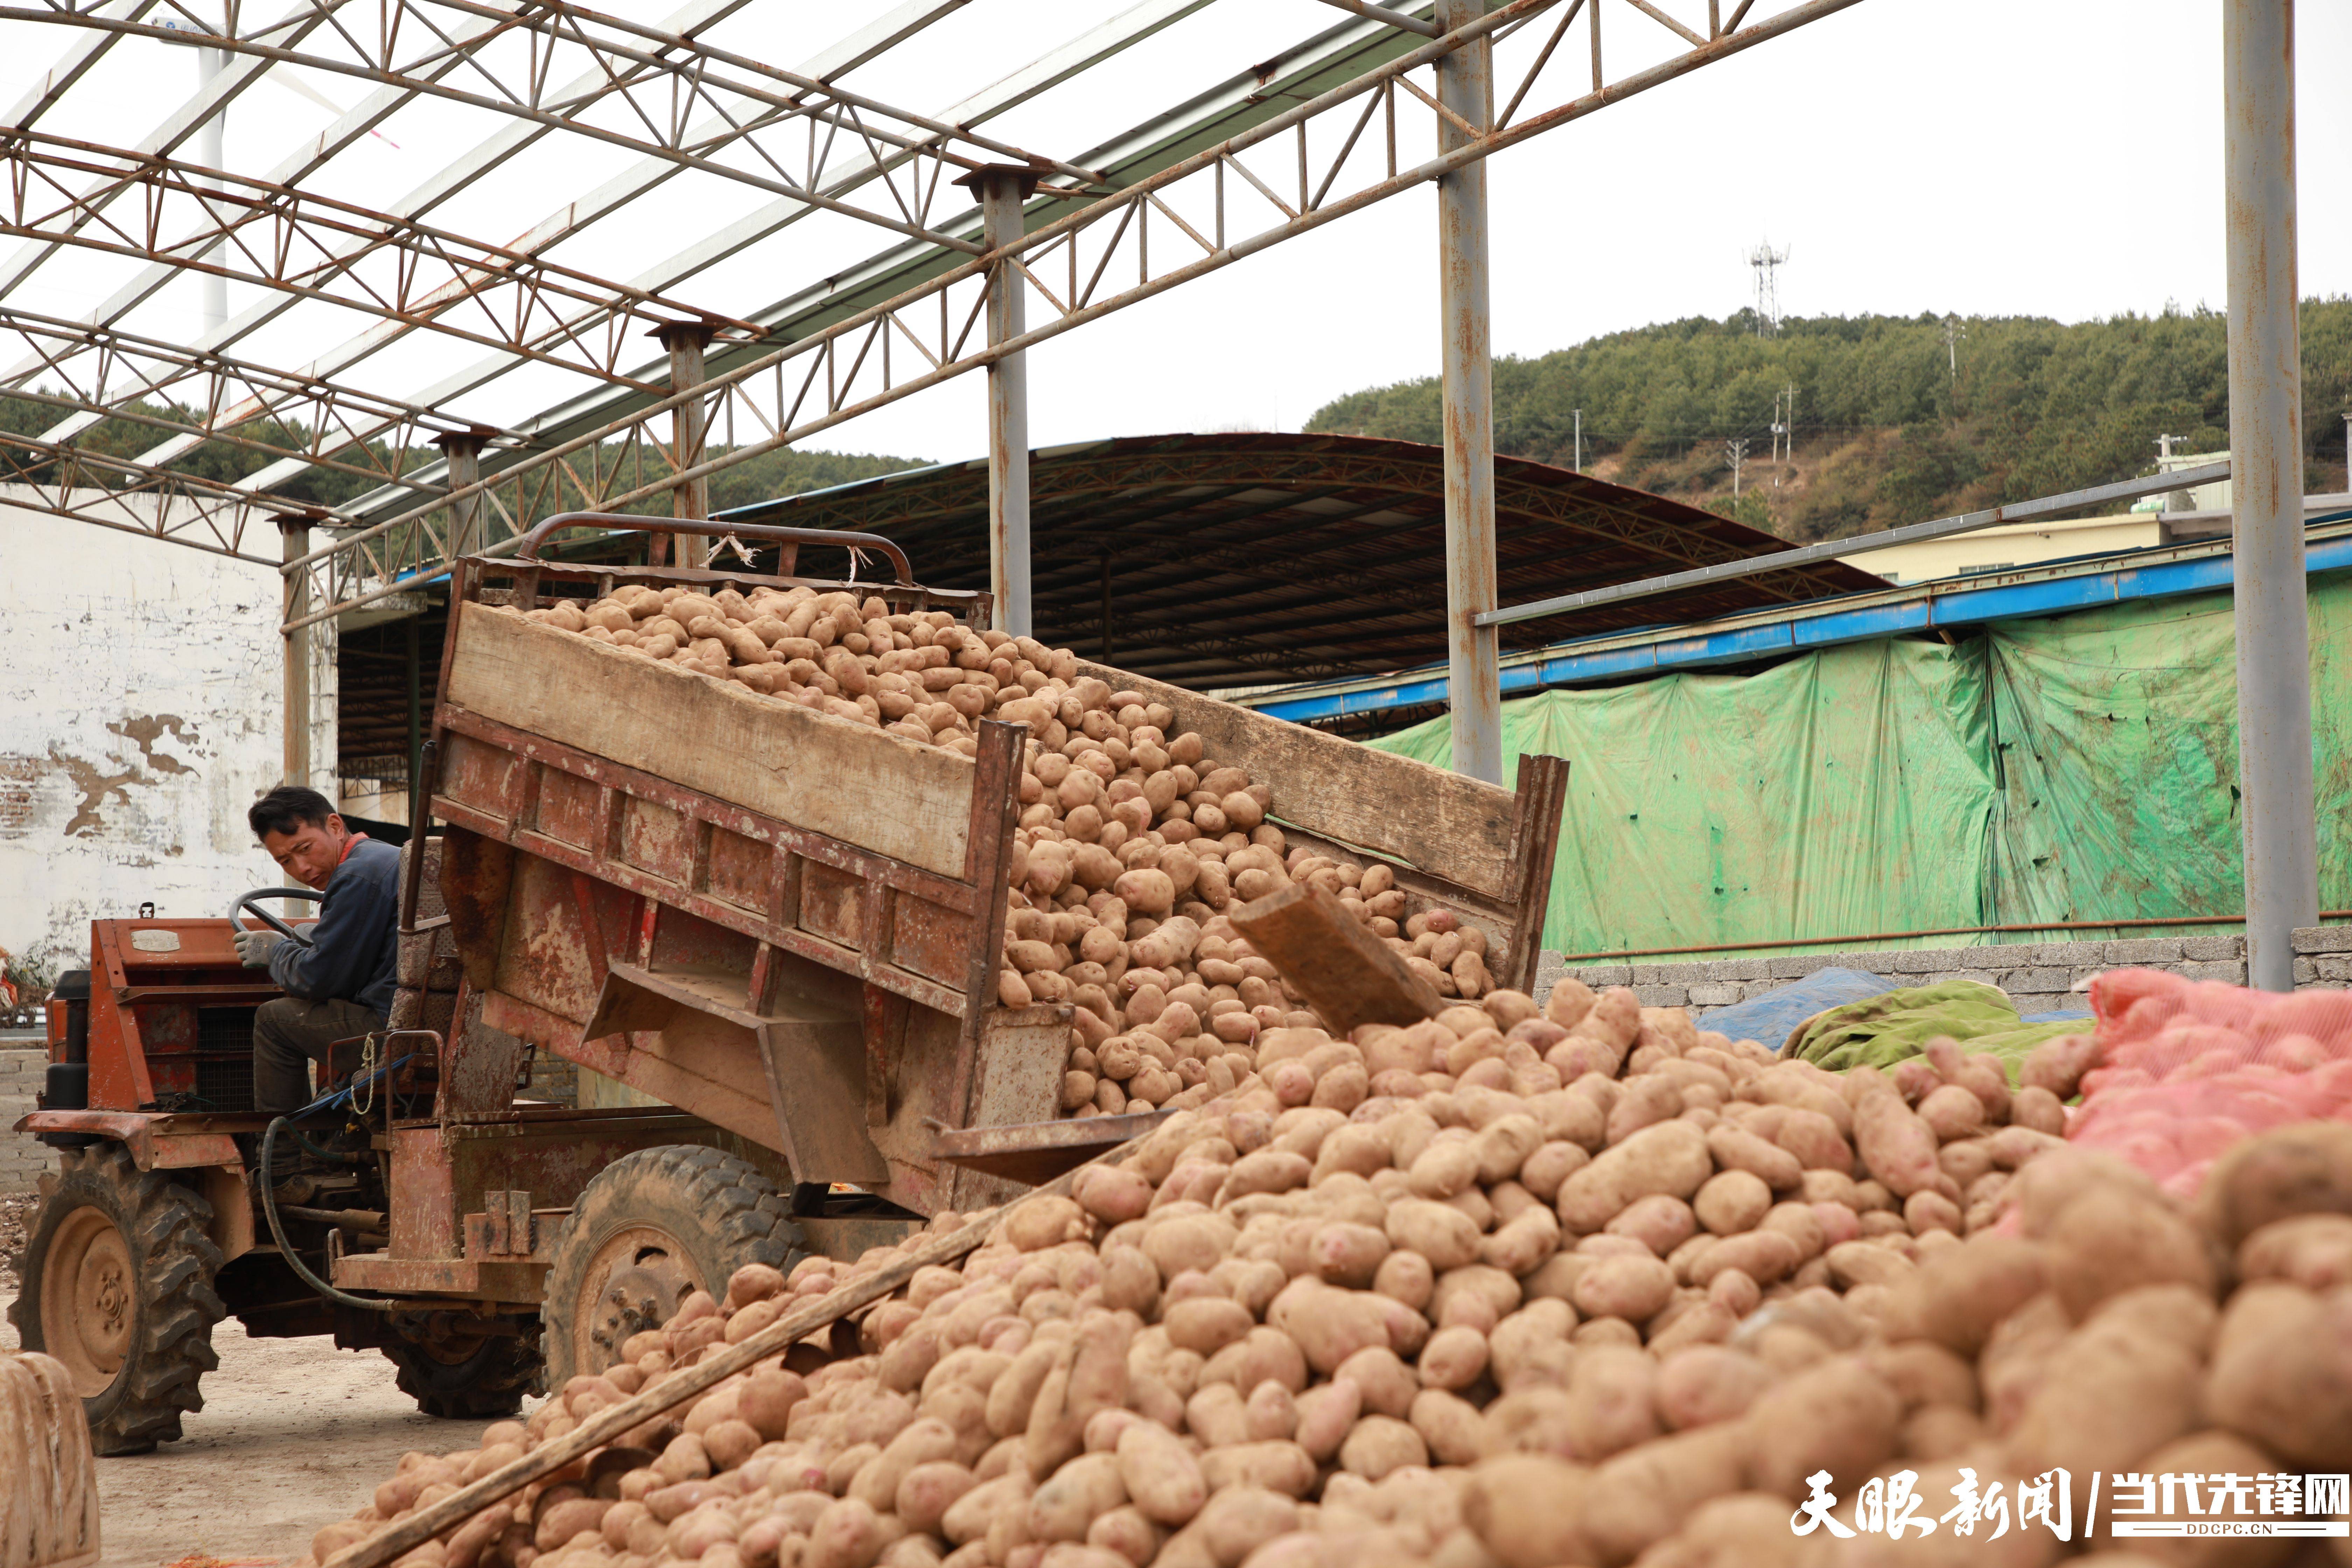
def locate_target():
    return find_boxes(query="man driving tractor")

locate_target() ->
[235,786,403,1114]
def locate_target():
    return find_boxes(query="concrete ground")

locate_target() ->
[3,1289,538,1568]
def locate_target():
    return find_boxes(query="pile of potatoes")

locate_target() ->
[511,589,1497,1119]
[300,973,2352,1568]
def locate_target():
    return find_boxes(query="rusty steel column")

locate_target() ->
[2226,0,2315,990]
[435,429,486,560]
[659,321,718,570]
[1437,0,1501,783]
[280,517,312,789]
[975,168,1037,636]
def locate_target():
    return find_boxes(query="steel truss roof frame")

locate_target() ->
[4,0,1105,256]
[0,308,477,500]
[12,0,964,482]
[229,0,1215,505]
[0,129,756,386]
[0,0,1859,632]
[281,0,1856,632]
[0,0,1205,546]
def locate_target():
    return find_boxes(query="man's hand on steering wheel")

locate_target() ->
[235,928,286,968]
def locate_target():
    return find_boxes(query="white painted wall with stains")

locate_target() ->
[0,494,336,983]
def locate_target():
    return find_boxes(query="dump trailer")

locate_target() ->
[13,516,1566,1453]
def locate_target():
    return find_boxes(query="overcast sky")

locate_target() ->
[2,0,2344,475]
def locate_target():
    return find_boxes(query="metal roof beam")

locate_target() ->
[17,0,751,452]
[296,0,1224,509]
[289,0,1859,630]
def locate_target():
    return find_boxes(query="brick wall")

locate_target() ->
[1534,926,2349,1028]
[1,1047,50,1194]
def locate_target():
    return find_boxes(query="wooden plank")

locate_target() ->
[1229,881,1443,1033]
[449,604,975,878]
[1078,660,1518,899]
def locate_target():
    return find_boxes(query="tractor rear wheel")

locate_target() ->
[539,1145,803,1385]
[7,1144,225,1454]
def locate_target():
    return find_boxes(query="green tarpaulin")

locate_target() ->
[1366,575,2352,958]
[1782,980,2083,1075]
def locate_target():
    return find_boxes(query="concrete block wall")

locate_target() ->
[1534,927,2349,1032]
[1,1047,50,1194]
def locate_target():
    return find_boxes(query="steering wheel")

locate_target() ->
[229,887,323,948]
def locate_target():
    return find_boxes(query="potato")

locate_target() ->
[1570,1255,1675,1323]
[1705,1124,1803,1192]
[896,1462,979,1535]
[1563,1345,1662,1460]
[2007,1322,2201,1479]
[1195,1486,1299,1566]
[1692,1170,1772,1236]
[1879,1232,2046,1354]
[2041,1186,2216,1321]
[1196,1441,1316,1497]
[1337,1414,1428,1479]
[2199,1124,2352,1254]
[1654,1345,1774,1431]
[1739,1355,1902,1499]
[1850,1084,1944,1199]
[1385,1200,1483,1271]
[2238,1214,2352,1292]
[1115,1420,1207,1525]
[1464,1455,1595,1568]
[1555,1121,1714,1233]
[2204,1281,2352,1469]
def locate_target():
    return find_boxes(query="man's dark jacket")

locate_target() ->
[268,837,401,1016]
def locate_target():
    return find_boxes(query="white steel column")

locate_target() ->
[1437,0,1500,783]
[280,516,311,788]
[660,322,716,569]
[196,44,227,336]
[975,168,1035,636]
[2225,0,2315,990]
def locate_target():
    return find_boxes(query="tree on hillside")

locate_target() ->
[1308,302,2352,542]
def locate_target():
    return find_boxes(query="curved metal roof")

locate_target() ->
[714,432,1887,688]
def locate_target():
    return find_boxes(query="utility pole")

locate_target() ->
[1941,315,1965,381]
[658,322,716,570]
[1571,408,1583,474]
[1748,240,1788,335]
[963,166,1040,636]
[1725,437,1748,499]
[2224,0,2315,990]
[1436,0,1500,784]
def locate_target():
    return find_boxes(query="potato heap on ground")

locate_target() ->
[301,975,2216,1568]
[512,587,1498,1119]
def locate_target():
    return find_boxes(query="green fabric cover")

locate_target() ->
[1782,980,2081,1074]
[1367,575,2352,958]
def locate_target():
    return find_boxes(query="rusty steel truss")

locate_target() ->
[4,0,1861,632]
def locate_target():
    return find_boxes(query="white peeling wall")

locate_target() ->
[0,493,334,983]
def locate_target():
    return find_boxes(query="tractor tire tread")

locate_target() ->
[538,1144,803,1385]
[6,1143,225,1454]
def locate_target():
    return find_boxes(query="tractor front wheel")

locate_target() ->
[7,1143,225,1454]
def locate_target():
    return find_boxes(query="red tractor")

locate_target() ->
[9,880,554,1454]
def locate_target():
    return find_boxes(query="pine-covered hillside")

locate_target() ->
[1306,303,2352,541]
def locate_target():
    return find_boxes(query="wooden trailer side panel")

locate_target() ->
[1074,660,1522,900]
[449,604,977,877]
